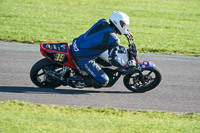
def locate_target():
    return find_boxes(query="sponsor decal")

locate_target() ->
[60,44,66,52]
[149,62,152,66]
[53,44,57,50]
[73,40,79,51]
[46,44,52,49]
[84,64,96,77]
[140,61,156,68]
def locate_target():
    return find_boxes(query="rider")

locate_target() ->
[71,11,131,88]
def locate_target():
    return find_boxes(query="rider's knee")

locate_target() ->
[99,74,109,87]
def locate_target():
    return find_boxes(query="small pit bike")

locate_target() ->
[30,34,161,92]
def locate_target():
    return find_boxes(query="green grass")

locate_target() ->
[0,101,200,133]
[0,0,200,56]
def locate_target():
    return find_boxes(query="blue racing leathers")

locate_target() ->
[71,19,126,86]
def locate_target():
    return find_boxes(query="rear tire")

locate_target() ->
[30,58,62,88]
[123,67,161,93]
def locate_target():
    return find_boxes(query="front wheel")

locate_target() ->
[30,58,62,88]
[123,67,161,93]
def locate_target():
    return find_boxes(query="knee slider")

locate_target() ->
[99,74,109,87]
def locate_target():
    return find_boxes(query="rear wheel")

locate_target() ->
[30,58,62,88]
[123,67,161,93]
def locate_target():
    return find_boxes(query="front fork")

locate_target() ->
[135,55,146,85]
[137,68,146,85]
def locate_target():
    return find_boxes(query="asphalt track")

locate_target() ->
[0,41,200,113]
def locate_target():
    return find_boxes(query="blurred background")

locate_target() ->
[0,0,199,56]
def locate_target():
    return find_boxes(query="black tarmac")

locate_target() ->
[0,41,200,113]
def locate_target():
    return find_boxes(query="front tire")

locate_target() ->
[30,58,62,88]
[123,67,161,93]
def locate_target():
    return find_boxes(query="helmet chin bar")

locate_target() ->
[109,11,130,36]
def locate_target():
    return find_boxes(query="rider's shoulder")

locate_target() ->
[96,19,109,27]
[97,19,109,23]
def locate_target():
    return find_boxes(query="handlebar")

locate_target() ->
[125,33,140,68]
[125,33,134,46]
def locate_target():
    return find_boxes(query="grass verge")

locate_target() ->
[0,0,200,56]
[0,100,200,133]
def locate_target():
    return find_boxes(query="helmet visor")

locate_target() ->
[120,20,129,35]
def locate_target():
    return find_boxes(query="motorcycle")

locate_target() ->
[30,34,161,93]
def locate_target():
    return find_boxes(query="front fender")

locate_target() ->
[140,61,156,69]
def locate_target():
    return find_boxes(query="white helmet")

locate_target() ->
[109,11,130,35]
